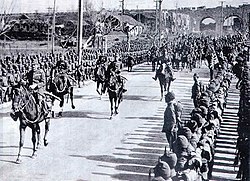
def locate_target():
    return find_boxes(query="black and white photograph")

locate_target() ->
[0,0,250,180]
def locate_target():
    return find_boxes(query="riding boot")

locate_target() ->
[10,112,18,121]
[40,100,49,118]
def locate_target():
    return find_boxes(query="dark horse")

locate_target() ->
[11,84,50,163]
[127,56,134,72]
[95,64,106,98]
[153,63,174,100]
[49,73,75,117]
[107,73,125,119]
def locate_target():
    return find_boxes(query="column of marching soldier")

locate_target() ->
[149,33,250,181]
[0,39,150,104]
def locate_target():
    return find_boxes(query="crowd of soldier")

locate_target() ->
[150,33,246,77]
[150,33,249,181]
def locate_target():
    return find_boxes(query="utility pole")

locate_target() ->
[154,0,163,47]
[120,0,125,15]
[52,0,56,55]
[154,0,158,45]
[47,7,52,51]
[77,0,83,65]
[220,1,225,37]
[158,0,163,47]
[137,5,141,38]
[137,5,141,22]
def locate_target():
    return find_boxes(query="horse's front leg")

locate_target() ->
[51,97,55,118]
[58,95,64,117]
[70,87,75,109]
[31,125,38,158]
[109,96,114,119]
[44,118,50,146]
[96,81,101,95]
[16,125,26,164]
[114,96,118,115]
[159,81,164,101]
[167,81,171,93]
[35,123,41,149]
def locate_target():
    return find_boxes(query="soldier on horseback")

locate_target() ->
[94,56,107,95]
[106,61,127,118]
[49,58,75,117]
[52,59,69,77]
[104,58,127,94]
[153,62,175,100]
[10,59,49,121]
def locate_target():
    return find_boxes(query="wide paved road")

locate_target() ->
[0,63,239,181]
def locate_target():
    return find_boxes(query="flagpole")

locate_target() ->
[77,0,83,65]
[52,0,56,54]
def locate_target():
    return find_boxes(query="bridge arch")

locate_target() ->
[223,14,243,34]
[199,17,217,33]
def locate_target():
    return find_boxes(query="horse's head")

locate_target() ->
[11,84,29,113]
[97,65,106,80]
[52,74,68,93]
[109,73,118,88]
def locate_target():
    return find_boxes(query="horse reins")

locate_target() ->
[15,87,42,124]
[53,75,68,93]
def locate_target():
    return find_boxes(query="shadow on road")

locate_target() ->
[123,95,159,102]
[92,172,149,181]
[77,117,168,180]
[57,111,109,120]
[211,176,239,181]
[125,116,162,120]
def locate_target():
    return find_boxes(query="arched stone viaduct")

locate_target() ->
[175,4,250,34]
[129,4,250,35]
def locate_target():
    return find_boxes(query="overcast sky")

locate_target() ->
[0,0,248,14]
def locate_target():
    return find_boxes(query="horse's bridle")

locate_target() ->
[13,87,33,113]
[53,74,68,93]
[13,87,43,124]
[108,77,122,93]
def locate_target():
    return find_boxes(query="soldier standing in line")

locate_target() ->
[162,92,183,151]
[191,73,204,108]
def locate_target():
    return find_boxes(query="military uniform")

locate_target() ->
[191,73,204,108]
[26,68,46,90]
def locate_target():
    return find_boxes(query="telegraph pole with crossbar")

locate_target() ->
[154,0,163,47]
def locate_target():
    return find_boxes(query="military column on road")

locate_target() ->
[1,31,250,180]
